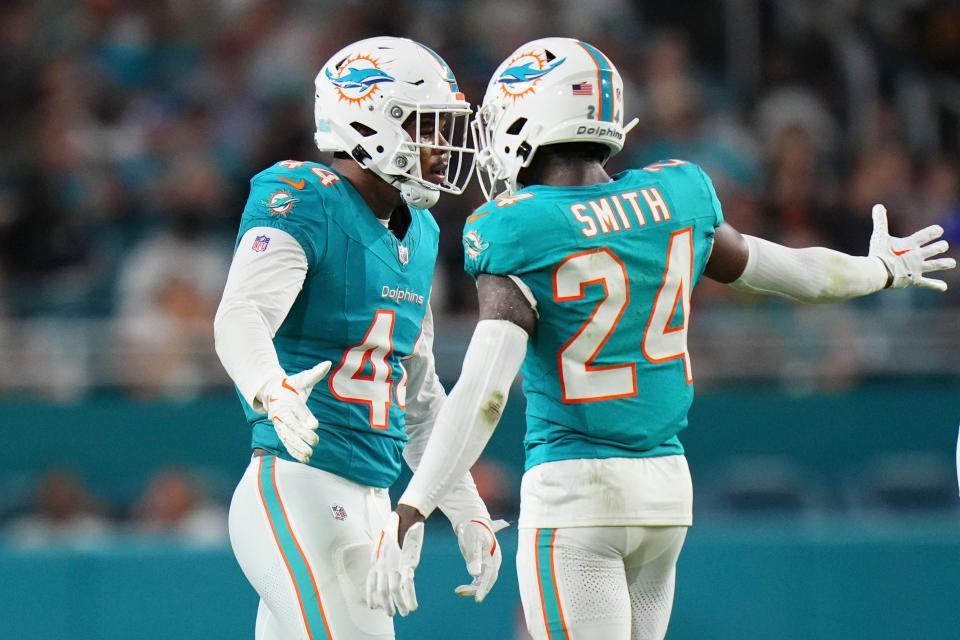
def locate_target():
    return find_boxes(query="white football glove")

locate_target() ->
[454,518,509,603]
[366,511,424,617]
[257,361,331,463]
[870,204,956,291]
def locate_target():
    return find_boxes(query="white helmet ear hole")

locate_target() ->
[505,118,527,135]
[350,145,372,164]
[350,122,377,137]
[517,142,532,162]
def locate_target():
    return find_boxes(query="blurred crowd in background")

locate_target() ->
[2,462,519,548]
[4,467,229,548]
[1,0,959,542]
[1,0,959,395]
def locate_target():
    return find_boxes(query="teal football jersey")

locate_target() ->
[235,160,438,488]
[463,160,723,470]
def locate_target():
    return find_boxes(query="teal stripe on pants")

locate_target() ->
[536,528,569,639]
[259,456,329,639]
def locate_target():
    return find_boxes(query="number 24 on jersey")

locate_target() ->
[554,228,694,403]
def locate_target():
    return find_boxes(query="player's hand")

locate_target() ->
[366,510,424,617]
[258,361,331,463]
[869,204,956,291]
[454,518,509,603]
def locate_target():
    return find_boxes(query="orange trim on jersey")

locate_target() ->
[643,159,688,173]
[328,309,396,430]
[466,210,490,224]
[640,227,694,384]
[663,280,684,335]
[553,248,637,403]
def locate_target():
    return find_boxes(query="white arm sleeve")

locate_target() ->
[213,227,307,411]
[730,234,889,303]
[402,303,491,528]
[399,319,528,519]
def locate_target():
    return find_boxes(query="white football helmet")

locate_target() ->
[314,37,474,209]
[473,38,630,200]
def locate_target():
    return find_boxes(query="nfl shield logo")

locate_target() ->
[330,504,347,521]
[252,235,270,252]
[398,244,409,265]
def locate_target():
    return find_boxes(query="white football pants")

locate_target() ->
[229,454,394,640]
[517,525,688,640]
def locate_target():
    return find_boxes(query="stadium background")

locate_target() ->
[2,0,959,638]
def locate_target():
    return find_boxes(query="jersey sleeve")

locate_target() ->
[214,226,307,409]
[237,165,329,270]
[694,165,725,229]
[641,160,725,229]
[462,202,529,279]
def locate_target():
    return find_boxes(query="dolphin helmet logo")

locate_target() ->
[325,53,396,106]
[498,59,565,85]
[497,51,565,101]
[325,67,395,90]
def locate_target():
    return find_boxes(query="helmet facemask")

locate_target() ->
[385,99,475,206]
[472,101,524,200]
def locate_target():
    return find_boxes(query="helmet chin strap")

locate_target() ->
[371,166,441,209]
[399,180,440,209]
[339,149,441,209]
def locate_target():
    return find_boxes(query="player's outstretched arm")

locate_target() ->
[707,204,956,301]
[368,276,534,616]
[214,227,329,463]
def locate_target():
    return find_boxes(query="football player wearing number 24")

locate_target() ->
[371,38,956,640]
[214,37,504,640]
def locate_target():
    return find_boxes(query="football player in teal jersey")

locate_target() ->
[214,37,505,640]
[370,38,956,639]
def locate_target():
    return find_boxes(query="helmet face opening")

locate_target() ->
[395,100,475,196]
